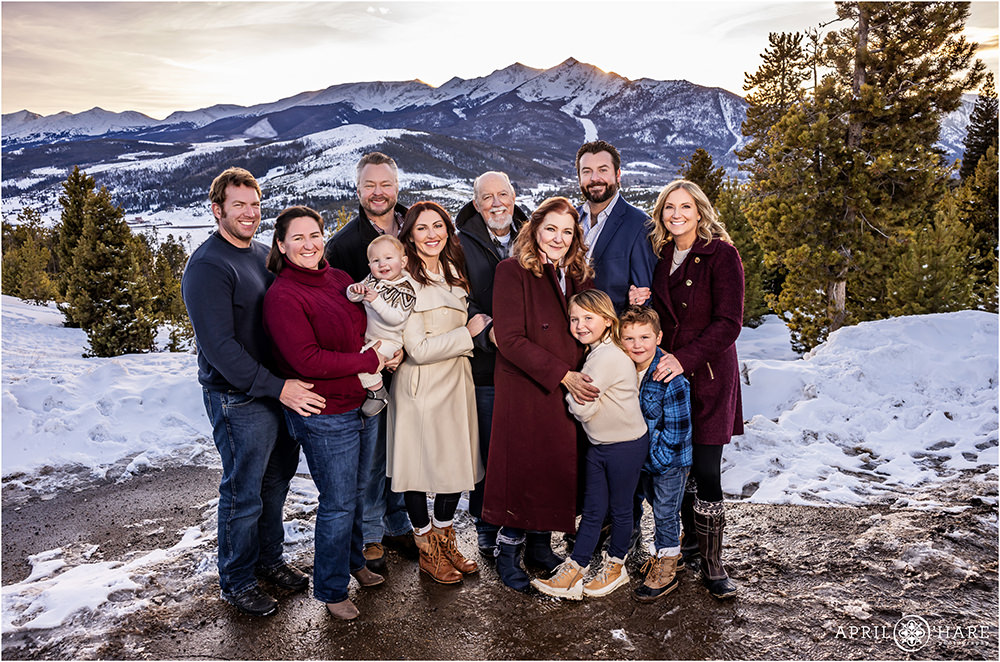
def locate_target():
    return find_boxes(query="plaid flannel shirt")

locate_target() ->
[639,347,693,474]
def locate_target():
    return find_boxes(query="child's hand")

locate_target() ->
[349,283,366,296]
[362,287,378,303]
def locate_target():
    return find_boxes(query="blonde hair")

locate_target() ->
[568,289,624,351]
[648,179,732,256]
[367,234,404,259]
[512,196,594,283]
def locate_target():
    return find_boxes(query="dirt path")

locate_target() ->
[2,466,997,660]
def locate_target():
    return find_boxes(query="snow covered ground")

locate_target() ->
[2,294,997,635]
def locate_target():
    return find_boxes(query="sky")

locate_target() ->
[1,0,998,119]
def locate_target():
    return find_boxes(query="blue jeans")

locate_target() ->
[361,404,411,544]
[640,467,688,550]
[285,408,374,604]
[202,388,299,595]
[571,434,649,566]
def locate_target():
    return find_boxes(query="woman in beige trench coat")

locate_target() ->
[387,201,490,584]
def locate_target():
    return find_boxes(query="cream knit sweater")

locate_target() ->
[565,337,647,444]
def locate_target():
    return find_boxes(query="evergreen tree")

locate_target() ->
[151,233,193,351]
[737,31,811,180]
[745,1,984,349]
[63,186,157,357]
[55,167,96,308]
[960,72,998,182]
[715,179,769,326]
[960,144,999,310]
[1,209,59,304]
[885,191,977,316]
[678,149,726,204]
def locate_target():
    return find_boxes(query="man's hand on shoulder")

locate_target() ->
[280,379,326,416]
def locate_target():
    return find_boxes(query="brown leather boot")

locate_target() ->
[634,553,680,602]
[413,529,462,584]
[432,525,479,574]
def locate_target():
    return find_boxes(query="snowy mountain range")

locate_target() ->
[0,58,975,225]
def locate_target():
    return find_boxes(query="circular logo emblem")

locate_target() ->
[894,615,931,653]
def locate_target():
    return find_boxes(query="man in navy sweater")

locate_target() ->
[182,167,325,616]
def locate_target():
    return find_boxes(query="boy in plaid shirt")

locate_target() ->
[620,306,692,602]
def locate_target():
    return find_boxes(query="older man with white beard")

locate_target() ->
[454,171,534,561]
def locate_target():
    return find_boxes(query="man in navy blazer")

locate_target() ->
[575,140,658,313]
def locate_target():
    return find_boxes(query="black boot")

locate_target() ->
[693,498,738,600]
[524,531,564,573]
[494,541,530,592]
[678,478,700,571]
[475,518,500,559]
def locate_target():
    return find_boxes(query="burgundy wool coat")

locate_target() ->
[651,237,745,446]
[481,258,592,533]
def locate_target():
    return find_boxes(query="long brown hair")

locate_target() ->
[398,201,469,290]
[511,196,593,283]
[266,206,324,274]
[648,179,732,256]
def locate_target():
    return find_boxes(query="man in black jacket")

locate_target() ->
[324,152,414,571]
[455,171,527,558]
[324,152,408,281]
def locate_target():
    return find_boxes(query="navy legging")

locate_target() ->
[571,433,649,566]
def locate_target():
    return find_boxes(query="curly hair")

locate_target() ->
[398,201,469,291]
[511,196,593,283]
[648,179,732,256]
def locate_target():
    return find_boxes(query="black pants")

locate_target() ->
[690,444,724,502]
[404,491,461,529]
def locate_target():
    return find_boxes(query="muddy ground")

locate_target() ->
[2,465,997,660]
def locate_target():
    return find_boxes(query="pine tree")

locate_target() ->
[63,186,157,357]
[744,1,984,349]
[960,72,998,182]
[885,191,977,316]
[1,209,59,304]
[959,144,999,310]
[678,149,726,205]
[55,167,96,309]
[152,233,193,351]
[737,31,811,180]
[715,179,770,327]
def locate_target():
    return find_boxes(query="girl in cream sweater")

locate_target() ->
[532,289,650,600]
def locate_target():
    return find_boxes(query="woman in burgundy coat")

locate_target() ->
[634,179,744,600]
[482,196,595,591]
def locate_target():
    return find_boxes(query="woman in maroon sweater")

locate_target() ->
[262,206,386,621]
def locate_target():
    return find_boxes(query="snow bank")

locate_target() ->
[1,297,211,484]
[729,311,998,507]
